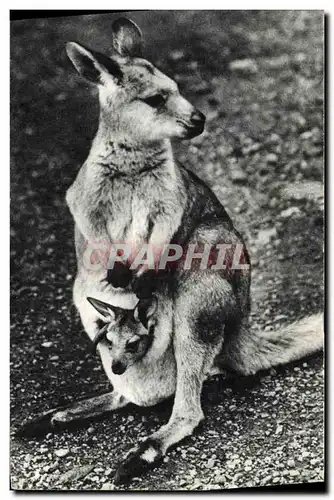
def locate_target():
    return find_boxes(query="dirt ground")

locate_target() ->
[10,11,324,491]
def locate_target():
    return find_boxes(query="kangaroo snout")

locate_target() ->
[191,110,206,127]
[183,109,206,139]
[112,360,127,375]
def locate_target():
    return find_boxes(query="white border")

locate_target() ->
[3,4,330,499]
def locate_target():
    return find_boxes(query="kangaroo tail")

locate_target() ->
[223,313,324,376]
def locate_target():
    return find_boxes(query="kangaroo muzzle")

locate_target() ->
[184,109,206,139]
[112,360,127,375]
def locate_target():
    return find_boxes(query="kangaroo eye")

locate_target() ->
[127,338,141,352]
[141,94,165,108]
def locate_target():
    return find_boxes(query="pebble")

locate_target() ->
[256,227,277,245]
[229,58,258,74]
[101,482,114,490]
[230,167,247,184]
[54,448,69,458]
[266,153,279,164]
[280,206,301,218]
[206,458,215,468]
[41,342,53,348]
[300,130,313,140]
[169,49,185,62]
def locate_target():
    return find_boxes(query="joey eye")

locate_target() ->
[141,94,166,108]
[126,338,141,352]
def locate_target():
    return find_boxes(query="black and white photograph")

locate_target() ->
[10,10,324,491]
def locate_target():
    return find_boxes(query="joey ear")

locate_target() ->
[112,18,142,57]
[134,297,158,330]
[66,41,123,84]
[87,297,117,321]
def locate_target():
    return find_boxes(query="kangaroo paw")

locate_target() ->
[114,438,163,485]
[107,264,133,289]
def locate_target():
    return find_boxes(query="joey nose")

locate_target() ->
[112,361,126,375]
[190,110,205,126]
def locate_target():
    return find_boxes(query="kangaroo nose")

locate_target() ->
[112,361,126,375]
[191,110,206,126]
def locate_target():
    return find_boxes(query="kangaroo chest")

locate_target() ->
[67,162,182,264]
[104,177,152,249]
[68,171,154,242]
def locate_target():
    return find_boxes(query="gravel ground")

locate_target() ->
[10,11,324,491]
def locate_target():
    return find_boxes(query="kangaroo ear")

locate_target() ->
[112,18,142,57]
[87,297,117,322]
[134,297,157,330]
[66,41,123,84]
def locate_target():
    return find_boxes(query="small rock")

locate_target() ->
[229,58,258,74]
[264,55,290,69]
[101,482,114,490]
[215,474,226,484]
[50,356,59,361]
[256,227,277,245]
[230,167,247,184]
[280,206,301,219]
[206,458,215,468]
[52,464,94,486]
[300,130,313,140]
[55,448,69,458]
[266,153,279,164]
[289,470,300,477]
[169,49,185,62]
[287,459,295,467]
[42,342,53,348]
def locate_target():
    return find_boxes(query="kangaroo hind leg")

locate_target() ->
[16,391,128,438]
[114,274,235,484]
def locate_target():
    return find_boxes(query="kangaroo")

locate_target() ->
[65,18,204,296]
[17,18,324,486]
